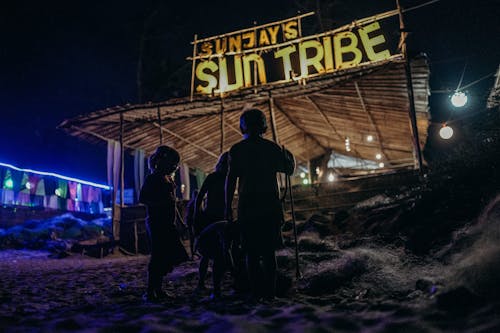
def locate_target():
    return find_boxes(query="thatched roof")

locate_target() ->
[58,56,430,174]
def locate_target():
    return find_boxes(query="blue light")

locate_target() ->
[0,162,110,190]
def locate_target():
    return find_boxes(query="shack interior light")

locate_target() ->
[439,124,454,139]
[451,91,468,107]
[375,153,382,160]
[300,172,306,178]
[345,137,351,152]
[302,179,309,185]
[366,135,374,142]
[328,173,335,182]
[378,162,385,168]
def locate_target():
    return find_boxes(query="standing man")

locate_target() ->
[225,108,295,301]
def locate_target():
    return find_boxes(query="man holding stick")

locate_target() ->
[225,108,295,301]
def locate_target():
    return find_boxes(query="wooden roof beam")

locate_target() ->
[354,81,388,164]
[152,122,219,159]
[272,99,328,161]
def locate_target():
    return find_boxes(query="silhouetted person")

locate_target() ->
[225,108,295,300]
[139,145,189,302]
[194,220,239,299]
[192,152,231,296]
[194,152,229,236]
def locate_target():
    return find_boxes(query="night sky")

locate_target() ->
[1,0,498,184]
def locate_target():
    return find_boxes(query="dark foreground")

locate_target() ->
[1,189,500,332]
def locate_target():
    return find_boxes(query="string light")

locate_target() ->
[450,91,468,107]
[439,124,454,139]
[345,137,351,152]
[328,173,335,182]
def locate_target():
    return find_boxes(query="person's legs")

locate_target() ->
[261,249,277,299]
[212,251,226,298]
[197,255,209,290]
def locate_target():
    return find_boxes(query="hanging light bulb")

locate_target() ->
[328,173,335,182]
[300,172,306,178]
[451,91,468,107]
[366,135,374,142]
[378,162,385,168]
[375,153,382,160]
[439,124,454,139]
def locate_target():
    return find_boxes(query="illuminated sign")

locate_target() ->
[189,10,403,96]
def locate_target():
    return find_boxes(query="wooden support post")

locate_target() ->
[190,34,198,102]
[397,0,424,174]
[157,107,163,145]
[268,92,280,144]
[220,99,225,154]
[119,113,125,209]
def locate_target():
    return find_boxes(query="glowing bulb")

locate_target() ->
[315,167,321,175]
[439,124,453,139]
[55,188,62,196]
[328,173,335,182]
[366,135,374,142]
[302,179,309,185]
[26,182,32,190]
[451,91,468,107]
[378,162,385,168]
[5,179,13,189]
[345,137,351,152]
[300,172,306,178]
[375,153,382,160]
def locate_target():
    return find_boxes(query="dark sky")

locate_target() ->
[1,0,498,184]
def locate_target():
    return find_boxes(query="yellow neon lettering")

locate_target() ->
[299,40,325,77]
[242,31,255,49]
[199,42,213,56]
[322,37,334,72]
[217,56,243,93]
[195,61,218,94]
[215,38,227,55]
[266,25,280,45]
[283,21,298,40]
[243,54,267,87]
[358,21,391,61]
[229,35,242,53]
[333,32,362,69]
[259,29,271,46]
[274,45,296,81]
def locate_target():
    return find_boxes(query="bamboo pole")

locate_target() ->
[220,98,225,154]
[397,0,424,174]
[190,34,198,102]
[268,92,280,144]
[119,113,125,209]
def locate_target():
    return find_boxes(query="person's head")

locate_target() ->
[214,151,229,174]
[148,145,180,175]
[239,108,267,137]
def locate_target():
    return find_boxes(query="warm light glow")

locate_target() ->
[345,137,351,152]
[366,135,374,142]
[451,91,468,107]
[315,167,320,175]
[375,153,382,160]
[328,173,335,182]
[378,162,385,168]
[439,124,454,139]
[300,172,306,178]
[302,179,309,185]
